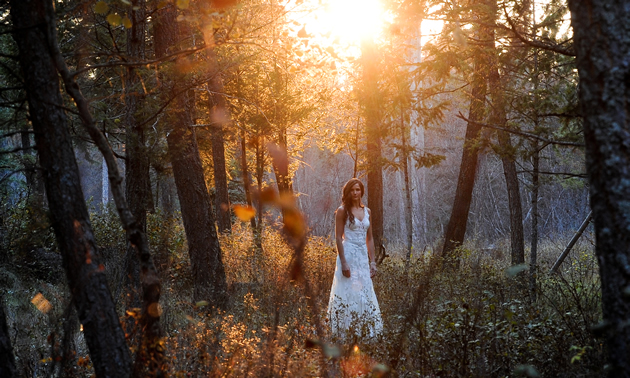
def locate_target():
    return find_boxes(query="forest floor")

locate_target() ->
[2,210,605,377]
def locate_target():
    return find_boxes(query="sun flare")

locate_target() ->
[321,0,385,43]
[297,0,387,50]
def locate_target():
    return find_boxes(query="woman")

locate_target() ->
[327,178,383,338]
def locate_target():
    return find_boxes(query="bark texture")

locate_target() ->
[207,71,232,233]
[441,0,493,269]
[124,0,148,310]
[0,297,16,378]
[568,0,630,374]
[10,1,132,375]
[155,5,228,306]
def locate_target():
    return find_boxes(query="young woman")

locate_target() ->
[327,178,383,338]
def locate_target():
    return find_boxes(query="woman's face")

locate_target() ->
[350,183,362,202]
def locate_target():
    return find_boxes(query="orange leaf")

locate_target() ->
[106,13,122,26]
[233,205,256,222]
[94,1,109,15]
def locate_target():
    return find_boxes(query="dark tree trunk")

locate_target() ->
[10,1,132,375]
[441,0,492,269]
[361,39,384,262]
[499,131,524,265]
[255,135,265,231]
[240,129,257,230]
[401,106,413,265]
[529,143,539,301]
[20,126,45,207]
[207,72,232,233]
[0,296,17,378]
[487,10,525,265]
[155,5,228,306]
[124,0,148,312]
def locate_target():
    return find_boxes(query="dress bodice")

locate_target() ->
[343,209,369,245]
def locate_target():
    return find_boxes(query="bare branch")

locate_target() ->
[503,7,575,57]
[456,112,584,147]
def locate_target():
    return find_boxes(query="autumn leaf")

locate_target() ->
[31,292,52,314]
[122,16,132,29]
[176,0,189,9]
[106,13,122,26]
[233,205,256,221]
[147,302,163,317]
[94,1,109,15]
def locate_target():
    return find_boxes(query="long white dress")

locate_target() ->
[327,209,383,338]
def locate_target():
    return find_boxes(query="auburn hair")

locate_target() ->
[341,178,364,225]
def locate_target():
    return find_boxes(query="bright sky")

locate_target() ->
[288,0,443,59]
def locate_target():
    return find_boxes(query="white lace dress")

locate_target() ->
[327,210,383,338]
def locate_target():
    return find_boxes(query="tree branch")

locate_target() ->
[456,112,584,147]
[503,7,575,57]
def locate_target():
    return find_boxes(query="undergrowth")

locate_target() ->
[0,207,605,377]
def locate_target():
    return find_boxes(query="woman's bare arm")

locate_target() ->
[366,208,376,263]
[366,208,377,277]
[335,207,351,277]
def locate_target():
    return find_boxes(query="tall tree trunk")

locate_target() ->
[401,106,413,265]
[154,4,227,306]
[10,1,132,374]
[529,143,539,302]
[206,61,232,233]
[441,0,492,269]
[0,296,17,378]
[487,4,525,265]
[361,39,384,262]
[499,131,524,265]
[569,0,630,370]
[124,0,148,312]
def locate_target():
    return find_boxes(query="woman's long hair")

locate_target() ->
[341,178,364,225]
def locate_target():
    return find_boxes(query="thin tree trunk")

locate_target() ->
[401,106,413,265]
[529,143,539,302]
[499,131,524,265]
[207,70,232,233]
[441,0,493,269]
[154,4,227,306]
[10,1,132,374]
[487,7,525,265]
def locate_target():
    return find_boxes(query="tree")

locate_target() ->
[568,0,630,374]
[441,0,493,269]
[487,0,524,266]
[361,38,385,262]
[10,0,132,374]
[123,0,149,312]
[154,3,228,306]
